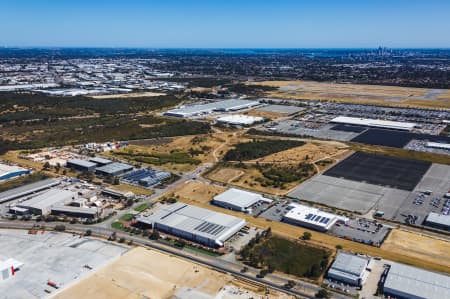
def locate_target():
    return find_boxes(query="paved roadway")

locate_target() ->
[0,220,350,299]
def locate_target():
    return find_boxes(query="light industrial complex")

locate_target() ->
[283,203,347,232]
[163,99,260,118]
[383,262,450,299]
[327,252,373,287]
[212,188,272,213]
[331,116,417,131]
[137,202,246,247]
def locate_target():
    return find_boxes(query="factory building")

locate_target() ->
[216,115,264,126]
[0,179,60,204]
[51,205,99,219]
[0,164,30,181]
[66,159,97,172]
[327,252,372,287]
[424,212,450,231]
[331,116,416,131]
[16,189,77,215]
[383,262,450,299]
[95,162,133,176]
[164,99,260,118]
[88,157,113,167]
[136,202,246,247]
[212,188,272,213]
[282,203,346,232]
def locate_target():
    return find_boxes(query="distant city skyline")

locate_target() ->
[1,0,450,48]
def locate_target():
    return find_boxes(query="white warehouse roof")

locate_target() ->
[137,202,246,246]
[164,99,260,117]
[426,212,450,228]
[327,252,371,285]
[216,114,264,126]
[426,142,450,150]
[17,189,76,212]
[384,262,450,299]
[283,203,346,231]
[331,116,416,131]
[213,188,272,210]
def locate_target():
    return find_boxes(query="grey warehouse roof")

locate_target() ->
[384,262,450,299]
[213,188,268,209]
[137,202,246,246]
[0,178,60,203]
[328,252,370,281]
[89,157,113,165]
[17,189,76,211]
[67,159,97,168]
[96,162,133,174]
[165,99,259,116]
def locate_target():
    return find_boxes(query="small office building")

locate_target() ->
[327,252,372,286]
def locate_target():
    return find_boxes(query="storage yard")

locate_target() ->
[0,229,127,299]
[289,152,450,231]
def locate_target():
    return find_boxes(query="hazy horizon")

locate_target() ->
[1,0,450,48]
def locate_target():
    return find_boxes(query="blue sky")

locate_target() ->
[1,0,449,48]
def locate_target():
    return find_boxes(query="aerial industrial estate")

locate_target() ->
[0,46,449,299]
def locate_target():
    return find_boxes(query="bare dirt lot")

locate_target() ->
[382,229,450,269]
[170,180,226,204]
[53,247,231,299]
[250,80,450,109]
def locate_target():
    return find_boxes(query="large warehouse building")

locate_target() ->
[136,202,246,247]
[282,203,346,232]
[0,179,60,204]
[0,164,30,181]
[96,162,133,176]
[327,252,372,286]
[16,189,77,215]
[66,159,97,172]
[212,188,272,213]
[383,262,450,299]
[216,115,264,126]
[331,116,416,131]
[164,99,260,118]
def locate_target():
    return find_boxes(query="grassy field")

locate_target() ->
[240,236,330,279]
[170,181,450,274]
[134,202,151,212]
[249,80,450,110]
[224,140,306,161]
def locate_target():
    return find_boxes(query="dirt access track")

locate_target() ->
[249,80,450,109]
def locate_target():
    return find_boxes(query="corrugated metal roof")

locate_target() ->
[165,99,259,116]
[213,188,266,209]
[17,189,76,210]
[96,162,133,174]
[329,252,369,277]
[384,263,450,299]
[67,159,97,168]
[0,178,60,203]
[137,202,246,243]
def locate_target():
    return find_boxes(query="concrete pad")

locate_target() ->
[0,229,127,299]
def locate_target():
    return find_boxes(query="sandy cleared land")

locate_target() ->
[90,92,166,99]
[170,180,226,204]
[382,229,450,268]
[249,80,450,109]
[208,168,245,183]
[53,247,231,299]
[244,109,285,119]
[170,182,450,274]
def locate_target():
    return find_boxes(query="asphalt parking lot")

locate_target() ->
[330,218,390,247]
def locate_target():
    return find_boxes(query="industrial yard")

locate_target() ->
[0,229,128,299]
